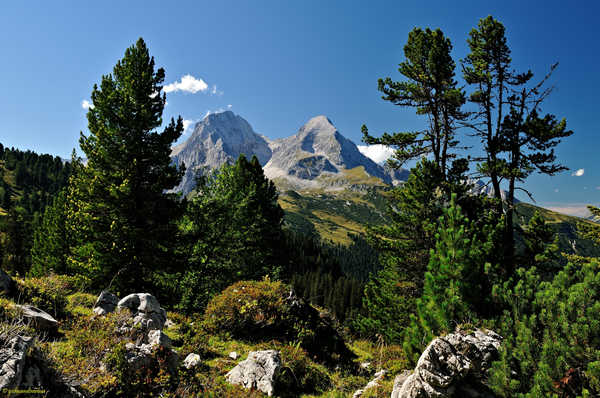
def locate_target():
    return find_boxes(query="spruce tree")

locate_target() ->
[404,195,491,363]
[66,38,183,292]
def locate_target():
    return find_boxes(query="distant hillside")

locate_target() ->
[279,182,600,262]
[0,143,73,272]
[514,202,600,259]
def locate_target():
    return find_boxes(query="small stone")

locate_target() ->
[229,351,239,360]
[184,353,201,369]
[93,291,118,315]
[17,305,58,333]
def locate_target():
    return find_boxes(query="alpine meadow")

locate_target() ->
[2,3,600,397]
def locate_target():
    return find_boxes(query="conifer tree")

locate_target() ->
[66,38,183,291]
[463,16,572,272]
[362,27,466,179]
[518,210,560,276]
[30,189,70,276]
[404,195,490,362]
[177,154,284,312]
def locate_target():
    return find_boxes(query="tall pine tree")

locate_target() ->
[66,38,183,292]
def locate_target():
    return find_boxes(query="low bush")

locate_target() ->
[203,278,355,365]
[15,274,91,318]
[44,311,133,394]
[277,343,332,396]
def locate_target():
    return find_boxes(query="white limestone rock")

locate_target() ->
[117,293,167,331]
[184,353,201,369]
[392,329,502,398]
[17,305,58,333]
[226,350,282,396]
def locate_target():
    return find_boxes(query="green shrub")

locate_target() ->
[66,292,96,317]
[45,311,131,394]
[15,274,91,318]
[203,278,355,365]
[277,343,332,396]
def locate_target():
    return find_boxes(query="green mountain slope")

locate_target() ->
[279,182,600,260]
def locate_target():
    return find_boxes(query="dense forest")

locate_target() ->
[0,145,72,275]
[2,16,600,397]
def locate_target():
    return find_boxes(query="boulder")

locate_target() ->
[124,329,178,374]
[226,350,282,396]
[93,291,118,315]
[17,305,58,333]
[353,369,387,397]
[117,293,167,331]
[0,269,14,295]
[183,353,201,369]
[0,335,34,389]
[392,329,502,398]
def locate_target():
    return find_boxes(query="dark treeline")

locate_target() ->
[0,144,72,274]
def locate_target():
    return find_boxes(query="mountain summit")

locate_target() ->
[171,111,271,193]
[171,112,407,194]
[263,115,406,187]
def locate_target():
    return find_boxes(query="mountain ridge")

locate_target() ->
[170,111,408,194]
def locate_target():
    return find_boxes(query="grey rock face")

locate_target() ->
[117,293,167,331]
[17,305,58,333]
[0,335,34,389]
[226,350,282,396]
[391,371,414,398]
[125,329,178,373]
[171,111,272,194]
[0,269,14,295]
[393,329,502,398]
[183,353,201,369]
[93,291,118,315]
[264,115,404,186]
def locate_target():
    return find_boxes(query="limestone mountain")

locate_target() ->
[263,115,408,189]
[170,112,408,194]
[170,111,272,194]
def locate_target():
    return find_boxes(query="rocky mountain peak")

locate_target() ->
[170,111,271,194]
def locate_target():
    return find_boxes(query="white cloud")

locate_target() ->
[182,119,196,134]
[545,205,593,218]
[164,74,209,94]
[227,104,232,109]
[357,144,395,165]
[81,99,93,110]
[572,168,585,177]
[554,188,559,193]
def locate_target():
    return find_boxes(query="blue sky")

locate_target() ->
[1,1,598,215]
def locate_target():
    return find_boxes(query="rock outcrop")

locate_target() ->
[117,293,167,331]
[0,335,84,396]
[183,353,201,369]
[17,305,58,333]
[226,350,282,396]
[392,329,502,398]
[0,335,35,389]
[0,269,14,295]
[93,291,118,315]
[124,329,178,374]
